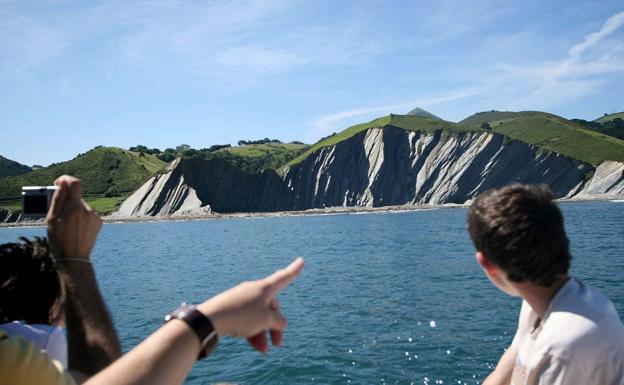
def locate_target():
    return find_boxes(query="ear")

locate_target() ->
[476,251,498,279]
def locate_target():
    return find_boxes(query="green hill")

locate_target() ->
[459,111,524,126]
[0,147,165,214]
[203,142,309,173]
[595,112,624,123]
[286,114,480,167]
[0,155,32,178]
[462,111,624,166]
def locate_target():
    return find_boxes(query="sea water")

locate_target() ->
[1,201,622,385]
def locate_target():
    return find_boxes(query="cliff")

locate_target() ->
[575,160,624,199]
[114,126,607,217]
[0,209,20,223]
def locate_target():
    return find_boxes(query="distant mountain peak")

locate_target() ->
[406,107,443,120]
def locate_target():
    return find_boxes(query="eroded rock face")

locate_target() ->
[114,127,598,216]
[281,127,592,207]
[0,209,20,223]
[114,159,212,217]
[575,161,624,198]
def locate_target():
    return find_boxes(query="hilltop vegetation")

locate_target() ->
[129,140,309,174]
[461,111,624,165]
[0,155,31,178]
[207,142,308,173]
[0,147,165,214]
[286,114,480,167]
[459,111,523,126]
[571,116,624,140]
[596,112,624,123]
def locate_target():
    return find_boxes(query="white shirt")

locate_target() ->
[510,278,624,385]
[0,321,68,368]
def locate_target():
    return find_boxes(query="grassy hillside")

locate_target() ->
[204,142,309,173]
[462,111,624,165]
[0,147,165,214]
[596,112,624,123]
[0,155,32,178]
[286,114,480,167]
[459,111,525,126]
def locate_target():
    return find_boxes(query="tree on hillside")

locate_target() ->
[157,152,176,162]
[204,144,231,152]
[237,138,282,146]
[481,123,492,131]
[176,144,191,152]
[129,145,162,155]
[130,145,149,152]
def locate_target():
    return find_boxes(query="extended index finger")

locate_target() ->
[265,257,304,295]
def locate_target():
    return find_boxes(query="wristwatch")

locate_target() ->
[164,303,219,359]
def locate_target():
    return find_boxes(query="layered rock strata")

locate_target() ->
[0,209,20,223]
[115,127,618,216]
[575,161,624,198]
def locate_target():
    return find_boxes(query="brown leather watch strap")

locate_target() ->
[165,303,219,359]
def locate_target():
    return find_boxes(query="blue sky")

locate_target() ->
[1,0,623,166]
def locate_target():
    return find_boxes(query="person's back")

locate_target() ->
[467,184,624,385]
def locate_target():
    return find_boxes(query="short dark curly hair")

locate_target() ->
[0,237,61,324]
[467,184,571,287]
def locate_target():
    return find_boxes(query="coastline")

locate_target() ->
[0,203,453,228]
[1,194,622,228]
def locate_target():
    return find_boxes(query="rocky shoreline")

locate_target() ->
[1,195,622,228]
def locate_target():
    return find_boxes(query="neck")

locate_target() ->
[513,275,570,319]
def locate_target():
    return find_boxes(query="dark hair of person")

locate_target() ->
[0,237,61,324]
[467,184,571,286]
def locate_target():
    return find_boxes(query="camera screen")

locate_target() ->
[23,195,48,215]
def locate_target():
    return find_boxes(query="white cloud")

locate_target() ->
[521,10,624,106]
[569,11,624,57]
[311,88,481,134]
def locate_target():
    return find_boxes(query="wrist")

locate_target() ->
[196,300,226,337]
[165,304,219,359]
[56,257,91,264]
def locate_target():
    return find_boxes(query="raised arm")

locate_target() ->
[47,176,122,380]
[84,257,304,385]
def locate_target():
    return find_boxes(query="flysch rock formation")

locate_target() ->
[574,160,624,199]
[114,159,212,217]
[280,127,592,209]
[114,126,617,217]
[0,208,20,223]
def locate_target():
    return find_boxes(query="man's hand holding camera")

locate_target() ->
[47,176,102,261]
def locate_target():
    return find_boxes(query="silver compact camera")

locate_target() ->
[21,186,57,218]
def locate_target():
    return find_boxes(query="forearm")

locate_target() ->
[483,346,516,385]
[60,261,122,375]
[84,319,199,385]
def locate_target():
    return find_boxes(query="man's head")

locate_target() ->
[0,237,61,324]
[467,184,571,288]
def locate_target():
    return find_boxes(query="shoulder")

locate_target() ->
[0,330,76,385]
[540,278,624,381]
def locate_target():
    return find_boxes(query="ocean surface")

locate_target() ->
[1,201,622,385]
